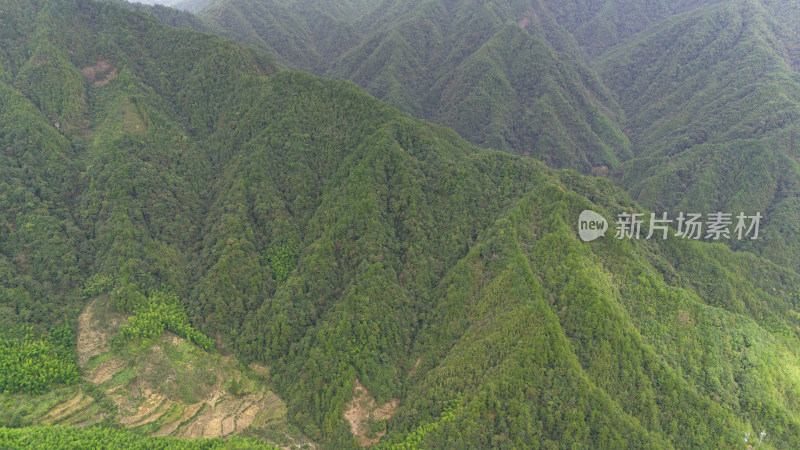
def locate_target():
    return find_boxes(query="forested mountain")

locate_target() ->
[106,0,219,31]
[186,0,632,173]
[153,0,800,273]
[595,0,800,271]
[541,0,721,58]
[3,0,800,448]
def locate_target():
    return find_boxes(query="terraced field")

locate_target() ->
[2,297,307,447]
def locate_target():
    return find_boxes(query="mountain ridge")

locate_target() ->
[3,0,800,448]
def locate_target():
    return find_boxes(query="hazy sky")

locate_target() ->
[127,0,186,6]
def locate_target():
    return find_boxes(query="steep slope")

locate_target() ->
[135,0,800,271]
[389,178,800,447]
[109,0,220,32]
[0,0,296,444]
[189,71,800,447]
[195,0,371,72]
[595,0,800,271]
[541,0,721,59]
[3,0,800,448]
[189,0,632,172]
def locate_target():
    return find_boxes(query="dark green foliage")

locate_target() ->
[0,46,84,390]
[595,0,800,271]
[0,65,84,336]
[542,0,714,58]
[3,0,800,448]
[174,0,800,273]
[192,0,632,172]
[0,0,277,394]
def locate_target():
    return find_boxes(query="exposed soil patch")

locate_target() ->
[120,391,169,426]
[81,60,118,87]
[76,304,107,366]
[175,389,271,439]
[42,393,86,424]
[407,357,421,378]
[373,398,399,421]
[50,296,302,444]
[236,403,261,433]
[87,357,127,384]
[518,8,539,29]
[343,379,399,447]
[249,362,269,375]
[76,296,123,366]
[153,402,202,437]
[518,11,531,28]
[591,165,610,177]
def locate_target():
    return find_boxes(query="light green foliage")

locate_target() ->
[3,0,800,448]
[266,244,297,284]
[82,274,113,299]
[117,291,214,351]
[0,328,79,395]
[0,425,278,449]
[382,398,460,449]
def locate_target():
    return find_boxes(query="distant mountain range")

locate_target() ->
[155,0,800,273]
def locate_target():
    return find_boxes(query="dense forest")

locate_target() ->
[137,0,800,274]
[595,0,800,272]
[1,0,800,448]
[178,0,633,173]
[0,425,278,448]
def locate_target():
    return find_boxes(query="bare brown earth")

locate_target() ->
[76,297,117,365]
[407,357,421,378]
[41,296,301,444]
[86,357,127,384]
[79,61,146,134]
[80,60,118,87]
[41,393,87,425]
[343,379,399,447]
